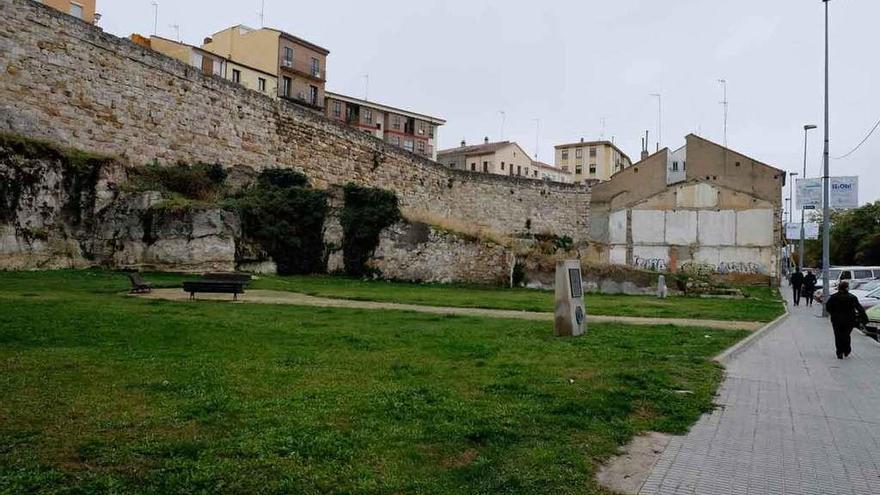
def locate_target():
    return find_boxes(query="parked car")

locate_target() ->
[850,279,880,299]
[858,287,880,310]
[864,305,880,340]
[812,267,880,302]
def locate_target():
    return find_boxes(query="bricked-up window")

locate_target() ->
[590,147,597,157]
[282,76,292,97]
[561,149,569,160]
[576,148,583,159]
[232,69,241,83]
[481,161,488,172]
[283,47,294,66]
[363,109,373,124]
[589,164,597,174]
[333,101,342,118]
[69,2,84,19]
[258,78,267,92]
[517,166,522,176]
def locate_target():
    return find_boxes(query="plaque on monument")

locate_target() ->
[555,260,587,337]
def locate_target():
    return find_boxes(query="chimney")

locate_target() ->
[640,131,649,160]
[460,139,466,147]
[484,136,489,144]
[203,37,213,45]
[580,137,584,143]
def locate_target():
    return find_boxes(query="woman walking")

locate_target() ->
[803,269,817,307]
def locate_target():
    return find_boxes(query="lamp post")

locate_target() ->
[650,93,662,150]
[800,125,817,271]
[821,0,831,316]
[789,172,799,224]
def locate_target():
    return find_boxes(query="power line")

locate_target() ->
[834,117,880,160]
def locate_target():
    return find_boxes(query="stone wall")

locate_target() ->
[369,222,513,285]
[0,0,589,241]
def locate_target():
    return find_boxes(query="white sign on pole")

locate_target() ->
[795,176,859,210]
[830,176,858,209]
[785,222,820,240]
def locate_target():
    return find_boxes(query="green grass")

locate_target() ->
[0,270,748,494]
[248,275,784,323]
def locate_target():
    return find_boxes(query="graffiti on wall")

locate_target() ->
[679,261,764,275]
[633,256,669,272]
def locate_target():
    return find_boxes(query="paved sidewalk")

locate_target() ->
[136,289,762,330]
[639,303,880,495]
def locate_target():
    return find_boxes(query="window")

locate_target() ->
[589,147,597,157]
[231,69,241,84]
[392,135,400,146]
[471,163,476,171]
[517,166,522,176]
[840,271,852,281]
[854,270,873,279]
[561,150,569,160]
[449,162,456,168]
[672,161,679,171]
[69,2,84,19]
[311,57,320,77]
[308,85,318,105]
[282,76,292,97]
[391,115,401,130]
[332,101,342,118]
[363,108,373,124]
[589,164,597,174]
[575,148,583,159]
[419,122,427,135]
[404,140,414,152]
[283,47,294,66]
[258,77,267,92]
[575,165,583,175]
[534,170,538,177]
[501,162,505,171]
[682,160,686,170]
[418,141,426,154]
[428,125,434,138]
[525,168,530,176]
[483,161,488,173]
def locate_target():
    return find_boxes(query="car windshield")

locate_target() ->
[868,287,880,299]
[828,269,842,280]
[858,280,880,292]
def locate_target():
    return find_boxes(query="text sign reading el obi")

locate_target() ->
[796,177,859,210]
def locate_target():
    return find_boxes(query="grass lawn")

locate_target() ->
[0,270,748,494]
[251,275,784,323]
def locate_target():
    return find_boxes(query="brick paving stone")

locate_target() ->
[639,303,880,495]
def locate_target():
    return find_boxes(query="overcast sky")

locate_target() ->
[98,0,879,208]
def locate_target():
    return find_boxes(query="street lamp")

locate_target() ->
[800,124,818,271]
[649,93,662,151]
[821,0,831,316]
[788,172,799,224]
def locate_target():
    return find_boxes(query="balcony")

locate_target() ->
[279,58,326,82]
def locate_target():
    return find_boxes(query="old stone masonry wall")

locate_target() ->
[0,0,589,241]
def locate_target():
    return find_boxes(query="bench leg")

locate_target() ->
[233,293,238,301]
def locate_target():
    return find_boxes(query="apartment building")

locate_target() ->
[36,0,97,23]
[554,139,632,183]
[437,139,567,182]
[130,35,278,98]
[202,25,328,110]
[325,92,445,160]
[533,161,572,183]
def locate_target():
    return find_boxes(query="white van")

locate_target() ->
[813,266,880,292]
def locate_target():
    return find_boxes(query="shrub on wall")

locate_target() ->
[340,183,401,277]
[234,169,328,275]
[128,161,228,202]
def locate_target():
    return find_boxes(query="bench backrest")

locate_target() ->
[129,272,146,285]
[203,273,252,284]
[183,281,245,293]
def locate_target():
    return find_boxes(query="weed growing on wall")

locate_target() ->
[128,161,228,202]
[340,183,401,277]
[234,169,328,275]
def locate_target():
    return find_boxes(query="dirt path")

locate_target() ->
[137,289,762,331]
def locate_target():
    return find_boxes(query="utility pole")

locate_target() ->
[169,23,180,42]
[718,79,728,147]
[649,93,662,150]
[258,0,266,28]
[499,111,506,140]
[151,1,158,36]
[800,124,817,271]
[532,118,541,160]
[363,74,369,101]
[821,0,831,316]
[600,117,606,140]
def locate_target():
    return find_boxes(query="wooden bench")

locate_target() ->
[127,272,153,294]
[182,280,246,301]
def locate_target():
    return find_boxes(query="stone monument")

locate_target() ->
[555,260,587,337]
[657,274,668,299]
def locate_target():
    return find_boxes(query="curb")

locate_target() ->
[713,288,789,364]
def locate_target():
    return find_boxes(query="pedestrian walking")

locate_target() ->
[802,269,817,307]
[789,269,804,306]
[824,281,868,359]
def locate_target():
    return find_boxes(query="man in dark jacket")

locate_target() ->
[825,281,869,359]
[789,269,804,306]
[803,270,817,307]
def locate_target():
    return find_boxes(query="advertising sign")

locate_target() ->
[795,176,859,210]
[785,222,819,241]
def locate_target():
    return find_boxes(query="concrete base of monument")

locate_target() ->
[596,432,672,495]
